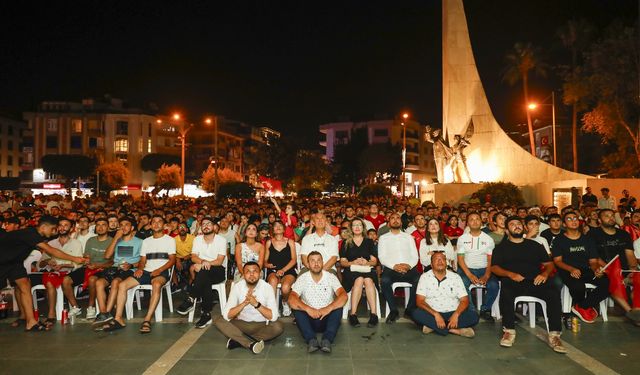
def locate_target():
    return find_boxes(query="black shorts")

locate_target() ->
[0,263,27,283]
[66,267,86,287]
[96,267,134,283]
[134,270,169,285]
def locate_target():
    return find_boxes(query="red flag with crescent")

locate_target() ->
[258,176,283,196]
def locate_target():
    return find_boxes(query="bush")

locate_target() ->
[218,181,255,199]
[297,188,322,198]
[474,182,524,206]
[359,184,391,198]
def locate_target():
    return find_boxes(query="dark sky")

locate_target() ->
[1,0,637,146]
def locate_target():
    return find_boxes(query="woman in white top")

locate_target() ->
[419,218,456,271]
[234,224,265,281]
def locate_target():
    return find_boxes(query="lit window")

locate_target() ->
[46,119,58,132]
[114,138,128,152]
[72,119,82,133]
[138,139,143,153]
[147,139,152,153]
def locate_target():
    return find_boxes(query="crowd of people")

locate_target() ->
[1,187,639,355]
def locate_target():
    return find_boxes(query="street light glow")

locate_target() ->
[156,119,162,124]
[173,113,181,120]
[402,113,409,119]
[205,118,212,124]
[528,103,538,110]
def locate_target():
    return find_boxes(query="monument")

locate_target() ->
[419,0,640,207]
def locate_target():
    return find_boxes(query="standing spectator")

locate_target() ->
[598,188,616,210]
[411,252,478,337]
[581,187,598,206]
[378,213,420,323]
[289,251,347,353]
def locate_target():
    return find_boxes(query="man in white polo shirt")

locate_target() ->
[103,215,175,334]
[177,216,227,328]
[300,213,339,274]
[456,212,498,321]
[289,251,347,354]
[412,252,478,337]
[378,212,420,323]
[215,261,282,354]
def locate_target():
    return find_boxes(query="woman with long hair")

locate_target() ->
[264,221,297,316]
[339,218,379,327]
[233,223,265,281]
[419,218,455,271]
[443,215,463,246]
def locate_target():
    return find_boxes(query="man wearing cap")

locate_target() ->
[491,216,567,353]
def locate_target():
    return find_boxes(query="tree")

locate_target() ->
[359,183,391,198]
[141,153,181,172]
[155,163,181,192]
[218,167,243,183]
[503,42,548,156]
[96,162,129,194]
[41,154,97,193]
[293,150,331,191]
[558,18,594,172]
[200,166,242,194]
[475,182,524,207]
[217,181,255,199]
[579,22,640,177]
[358,143,402,184]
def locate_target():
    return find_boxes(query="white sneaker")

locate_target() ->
[86,306,97,320]
[69,306,82,317]
[282,302,291,317]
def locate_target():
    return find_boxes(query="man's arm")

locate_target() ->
[104,231,122,259]
[36,242,85,264]
[322,256,337,271]
[491,264,524,282]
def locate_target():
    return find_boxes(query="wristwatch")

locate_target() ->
[254,302,262,309]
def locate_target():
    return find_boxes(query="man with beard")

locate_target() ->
[378,212,420,323]
[0,215,86,331]
[410,214,427,273]
[289,251,347,353]
[135,213,153,240]
[93,216,143,326]
[552,212,609,323]
[491,216,567,354]
[177,217,227,328]
[174,222,195,290]
[103,215,175,333]
[589,209,640,324]
[215,262,282,354]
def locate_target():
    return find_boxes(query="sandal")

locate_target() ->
[25,321,49,332]
[44,317,56,328]
[139,320,152,334]
[103,320,126,332]
[10,318,26,328]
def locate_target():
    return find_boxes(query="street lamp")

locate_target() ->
[158,113,192,196]
[527,91,557,166]
[204,117,219,197]
[401,113,409,197]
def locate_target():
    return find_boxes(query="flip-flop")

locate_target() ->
[139,320,152,334]
[43,317,56,328]
[10,318,26,328]
[25,321,49,332]
[102,320,126,332]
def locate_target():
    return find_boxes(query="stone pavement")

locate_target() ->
[1,298,638,375]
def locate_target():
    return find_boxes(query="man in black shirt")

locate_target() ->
[552,212,609,324]
[581,187,598,206]
[589,209,640,324]
[540,214,564,250]
[0,216,87,331]
[491,216,566,354]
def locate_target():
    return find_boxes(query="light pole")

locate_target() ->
[528,91,557,166]
[401,113,408,197]
[158,113,193,196]
[205,117,219,197]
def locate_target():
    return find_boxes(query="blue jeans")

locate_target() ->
[411,308,479,336]
[458,267,499,312]
[292,308,342,343]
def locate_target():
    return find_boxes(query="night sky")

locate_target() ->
[1,0,637,146]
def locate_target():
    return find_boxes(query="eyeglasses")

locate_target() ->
[565,217,579,222]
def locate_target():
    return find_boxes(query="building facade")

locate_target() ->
[0,115,26,178]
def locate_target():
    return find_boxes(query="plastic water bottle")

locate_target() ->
[284,337,294,348]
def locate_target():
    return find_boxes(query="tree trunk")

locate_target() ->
[572,104,579,172]
[523,74,536,156]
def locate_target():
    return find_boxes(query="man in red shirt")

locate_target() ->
[365,203,386,231]
[410,214,427,273]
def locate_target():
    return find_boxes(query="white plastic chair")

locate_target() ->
[560,284,608,321]
[342,284,382,319]
[469,284,485,311]
[31,284,64,321]
[125,268,174,322]
[187,281,227,322]
[515,296,549,332]
[384,282,412,318]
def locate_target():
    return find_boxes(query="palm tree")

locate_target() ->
[557,19,594,172]
[503,42,548,157]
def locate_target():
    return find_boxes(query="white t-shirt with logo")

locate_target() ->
[140,234,176,272]
[457,232,495,269]
[292,270,343,309]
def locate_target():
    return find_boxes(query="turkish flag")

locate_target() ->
[258,176,283,196]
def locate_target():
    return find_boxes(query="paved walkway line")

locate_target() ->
[519,323,619,375]
[142,326,210,375]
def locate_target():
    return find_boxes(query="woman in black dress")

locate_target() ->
[264,221,297,317]
[340,217,379,327]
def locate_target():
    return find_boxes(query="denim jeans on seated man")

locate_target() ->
[412,308,479,336]
[457,268,499,312]
[292,308,342,344]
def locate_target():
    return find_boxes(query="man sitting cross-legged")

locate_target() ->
[92,216,143,327]
[102,215,175,333]
[411,252,479,337]
[214,261,283,354]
